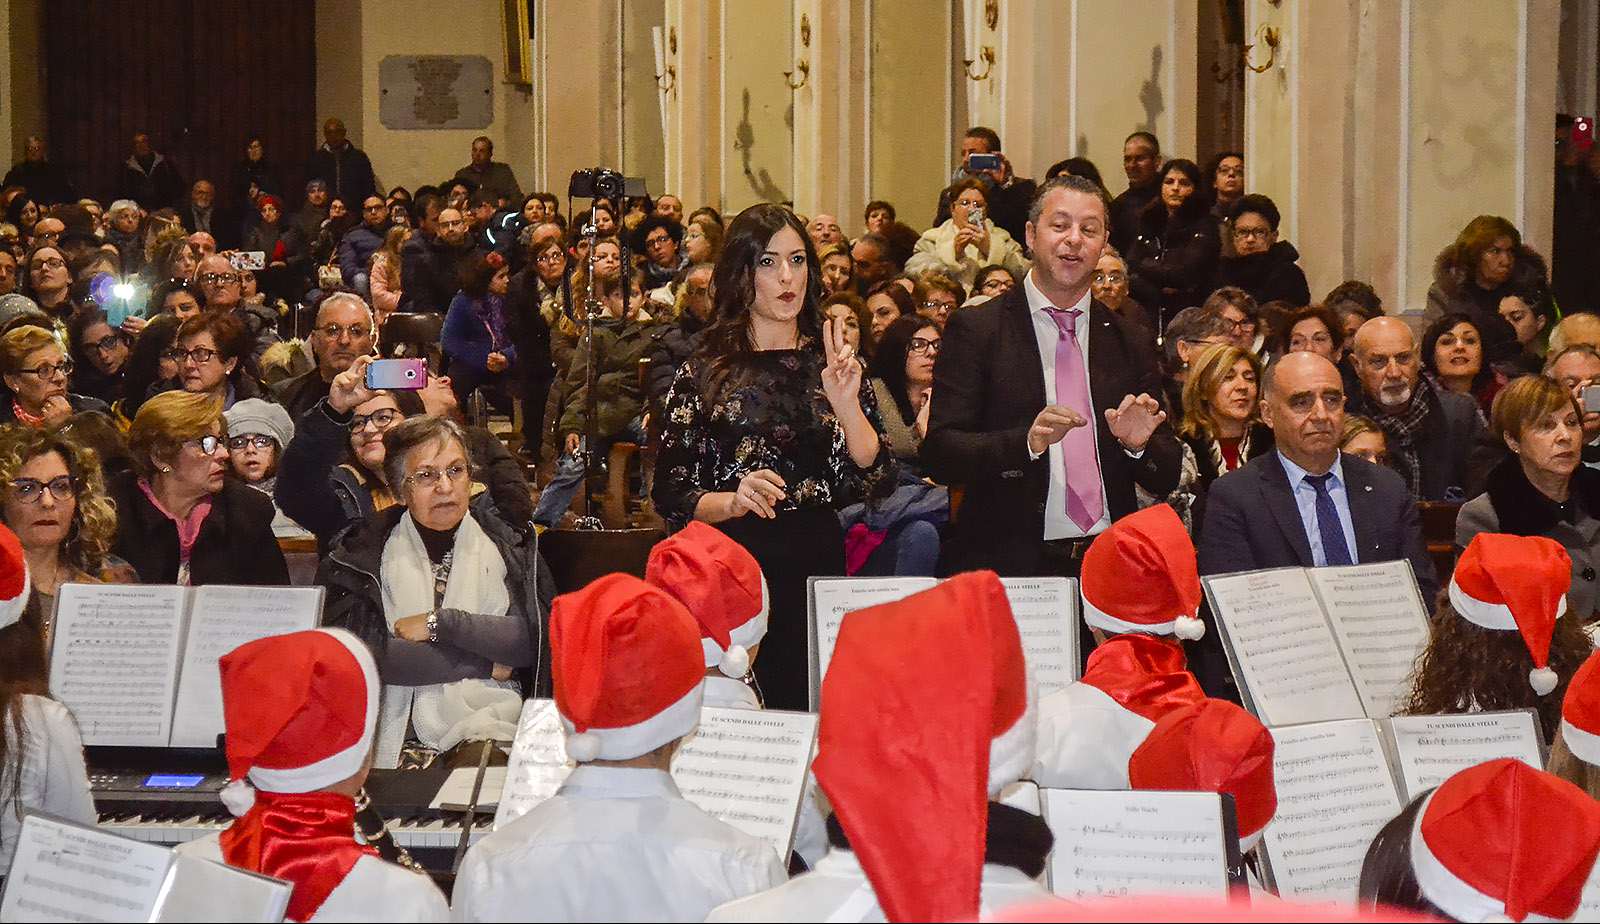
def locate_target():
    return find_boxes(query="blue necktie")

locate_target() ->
[1306,473,1354,566]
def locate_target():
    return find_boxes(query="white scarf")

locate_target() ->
[375,510,521,764]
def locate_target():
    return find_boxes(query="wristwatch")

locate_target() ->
[425,612,439,643]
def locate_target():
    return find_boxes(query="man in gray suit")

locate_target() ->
[1198,351,1438,600]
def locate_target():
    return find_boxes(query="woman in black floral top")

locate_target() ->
[654,204,894,709]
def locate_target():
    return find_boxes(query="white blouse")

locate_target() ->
[0,695,97,871]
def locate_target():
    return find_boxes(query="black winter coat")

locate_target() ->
[108,470,289,585]
[1126,198,1221,328]
[1214,241,1312,307]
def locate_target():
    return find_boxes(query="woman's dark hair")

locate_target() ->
[867,279,917,326]
[820,292,874,358]
[1205,150,1244,190]
[387,186,411,203]
[1324,280,1384,316]
[1,599,51,820]
[458,251,507,298]
[696,204,823,404]
[1356,792,1444,916]
[66,306,129,370]
[1400,593,1591,741]
[120,312,183,416]
[147,278,198,318]
[1045,157,1105,189]
[4,196,37,229]
[862,200,896,224]
[870,315,939,424]
[1272,303,1345,355]
[1140,158,1208,224]
[632,214,684,253]
[688,206,723,228]
[975,265,1018,293]
[1420,311,1494,392]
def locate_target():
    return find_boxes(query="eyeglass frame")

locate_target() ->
[163,346,222,366]
[351,407,404,433]
[15,359,73,380]
[908,336,943,356]
[313,323,373,342]
[403,462,471,490]
[226,434,278,451]
[180,434,225,455]
[7,475,81,504]
[199,271,241,286]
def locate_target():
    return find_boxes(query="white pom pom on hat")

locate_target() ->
[220,778,257,817]
[1531,667,1559,697]
[1174,614,1206,641]
[1450,534,1571,696]
[718,644,751,679]
[1079,506,1205,640]
[566,732,601,763]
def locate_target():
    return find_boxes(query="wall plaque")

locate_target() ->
[378,55,494,130]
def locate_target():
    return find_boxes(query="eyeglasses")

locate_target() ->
[31,257,66,271]
[163,347,220,365]
[8,475,79,504]
[909,336,942,355]
[1092,271,1128,285]
[535,251,565,265]
[199,272,240,286]
[1233,227,1273,241]
[351,408,402,432]
[182,435,224,454]
[88,334,126,355]
[921,300,955,313]
[16,360,72,379]
[314,323,372,341]
[404,462,470,489]
[645,234,672,247]
[227,435,277,451]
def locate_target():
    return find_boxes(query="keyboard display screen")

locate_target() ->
[143,774,206,788]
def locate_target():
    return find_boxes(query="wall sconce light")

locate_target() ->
[1243,23,1280,74]
[785,13,811,90]
[652,26,677,94]
[963,0,999,82]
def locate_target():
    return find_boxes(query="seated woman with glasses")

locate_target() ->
[109,389,288,586]
[67,308,133,405]
[222,398,309,539]
[110,313,183,428]
[905,179,1029,292]
[169,312,264,411]
[0,326,109,429]
[0,427,136,640]
[1089,249,1153,339]
[319,414,554,759]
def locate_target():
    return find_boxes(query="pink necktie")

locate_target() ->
[1045,307,1104,532]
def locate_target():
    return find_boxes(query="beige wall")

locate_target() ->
[869,0,953,234]
[3,0,47,167]
[720,0,794,214]
[621,0,668,198]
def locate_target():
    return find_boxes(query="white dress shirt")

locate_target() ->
[1029,681,1157,790]
[1023,271,1112,540]
[451,765,785,922]
[705,846,1053,922]
[177,834,450,922]
[702,675,762,710]
[0,695,96,872]
[1276,451,1360,567]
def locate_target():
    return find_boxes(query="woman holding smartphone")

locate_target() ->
[654,204,895,710]
[904,178,1028,293]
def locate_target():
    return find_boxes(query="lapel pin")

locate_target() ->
[1364,485,1373,492]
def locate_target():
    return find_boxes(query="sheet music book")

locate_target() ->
[1379,710,1544,802]
[0,813,291,923]
[806,576,1080,709]
[1040,789,1235,900]
[1202,561,1430,726]
[49,583,324,748]
[494,699,819,861]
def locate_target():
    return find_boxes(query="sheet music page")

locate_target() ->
[999,578,1080,692]
[494,699,574,829]
[1041,789,1230,900]
[152,853,292,923]
[1203,569,1364,726]
[672,707,819,862]
[0,813,172,923]
[1262,720,1403,904]
[1307,562,1431,719]
[1383,711,1543,801]
[430,767,509,810]
[811,578,935,686]
[169,585,324,748]
[48,583,188,746]
[1578,864,1600,919]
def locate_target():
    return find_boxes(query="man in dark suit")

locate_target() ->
[1199,351,1438,601]
[922,174,1181,582]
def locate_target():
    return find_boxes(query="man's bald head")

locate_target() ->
[1263,349,1341,401]
[1352,315,1421,411]
[1261,351,1346,473]
[1352,315,1414,356]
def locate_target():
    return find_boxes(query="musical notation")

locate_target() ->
[1041,790,1230,900]
[811,578,935,684]
[1261,720,1403,904]
[1384,711,1542,799]
[1309,563,1430,719]
[49,584,189,747]
[0,814,172,921]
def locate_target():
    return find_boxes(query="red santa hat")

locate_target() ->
[812,570,1032,923]
[1411,758,1600,922]
[1032,634,1206,789]
[1448,533,1571,696]
[1127,698,1277,852]
[645,521,769,678]
[0,523,28,632]
[1561,649,1600,767]
[551,573,705,763]
[1080,504,1204,640]
[216,628,380,815]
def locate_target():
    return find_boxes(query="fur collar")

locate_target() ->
[1485,455,1600,535]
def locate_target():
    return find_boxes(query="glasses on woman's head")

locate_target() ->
[163,347,219,365]
[182,434,223,455]
[909,336,942,355]
[8,475,79,504]
[404,462,469,489]
[351,408,402,433]
[227,435,276,451]
[17,359,73,380]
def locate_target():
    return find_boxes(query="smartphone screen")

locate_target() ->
[365,358,428,390]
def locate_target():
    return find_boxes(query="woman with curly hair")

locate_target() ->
[1423,215,1543,364]
[0,427,136,637]
[1399,532,1591,740]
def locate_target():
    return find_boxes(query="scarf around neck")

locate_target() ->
[1372,378,1432,498]
[220,790,377,923]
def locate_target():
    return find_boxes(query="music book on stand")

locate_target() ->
[48,583,324,748]
[1039,789,1239,900]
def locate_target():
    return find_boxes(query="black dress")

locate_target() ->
[654,346,895,709]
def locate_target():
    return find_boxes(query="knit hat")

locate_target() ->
[1411,758,1600,922]
[645,521,769,678]
[1561,649,1600,766]
[812,570,1033,923]
[216,628,380,815]
[1031,633,1205,789]
[1080,504,1205,640]
[1449,533,1571,695]
[551,573,705,762]
[224,398,295,450]
[1127,699,1277,851]
[0,523,29,631]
